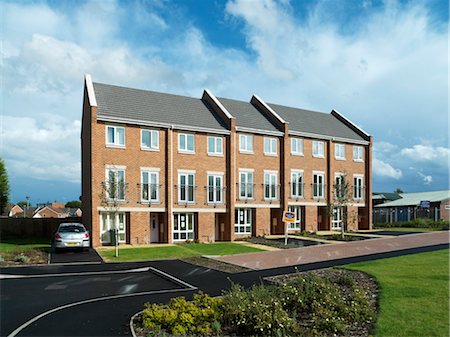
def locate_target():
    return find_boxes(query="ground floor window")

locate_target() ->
[332,207,343,230]
[235,208,252,234]
[100,212,126,243]
[173,213,195,241]
[287,206,302,230]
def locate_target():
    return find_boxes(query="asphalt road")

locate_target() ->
[1,243,448,337]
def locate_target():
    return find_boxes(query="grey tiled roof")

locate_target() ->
[217,97,281,132]
[93,83,228,131]
[268,103,366,141]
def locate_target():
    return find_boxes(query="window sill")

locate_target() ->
[106,144,126,149]
[141,147,160,152]
[291,196,304,199]
[353,159,364,163]
[207,153,224,157]
[264,153,278,157]
[312,155,324,159]
[239,150,254,154]
[291,153,304,156]
[141,200,161,205]
[335,157,346,161]
[178,150,195,155]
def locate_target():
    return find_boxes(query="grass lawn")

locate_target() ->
[0,237,51,252]
[99,242,263,262]
[343,249,449,337]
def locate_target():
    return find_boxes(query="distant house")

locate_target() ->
[8,204,24,217]
[373,190,450,223]
[372,192,401,206]
[33,203,82,218]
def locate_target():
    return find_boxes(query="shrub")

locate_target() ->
[142,292,222,336]
[374,219,449,230]
[14,253,30,263]
[220,283,295,336]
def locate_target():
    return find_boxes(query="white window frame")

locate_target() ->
[178,133,195,153]
[264,137,277,156]
[287,206,302,230]
[264,171,278,200]
[141,129,159,151]
[141,168,159,203]
[335,143,346,160]
[291,170,304,199]
[100,212,126,243]
[178,171,195,203]
[239,134,253,153]
[353,146,364,162]
[207,173,223,204]
[105,166,126,201]
[353,175,364,200]
[291,138,303,156]
[239,169,254,200]
[234,208,252,234]
[106,125,125,148]
[207,136,223,156]
[173,213,195,241]
[313,172,325,199]
[312,140,324,158]
[331,207,343,230]
[334,172,346,199]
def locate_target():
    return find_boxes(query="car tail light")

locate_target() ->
[55,233,61,239]
[84,233,89,238]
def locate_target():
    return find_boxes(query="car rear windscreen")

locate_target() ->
[59,225,85,233]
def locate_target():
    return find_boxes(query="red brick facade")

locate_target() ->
[81,76,373,246]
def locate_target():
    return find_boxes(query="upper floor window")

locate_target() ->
[312,140,324,158]
[178,172,195,203]
[313,172,325,198]
[334,174,346,199]
[179,133,195,153]
[354,175,364,200]
[141,170,159,202]
[291,170,304,198]
[141,129,159,150]
[239,170,254,199]
[105,167,125,201]
[106,125,125,147]
[207,174,223,204]
[353,146,364,162]
[239,134,253,153]
[264,171,278,200]
[207,136,223,155]
[335,143,346,160]
[291,138,303,155]
[264,137,277,155]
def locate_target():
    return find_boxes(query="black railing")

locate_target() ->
[289,182,305,200]
[236,183,255,201]
[204,186,227,206]
[100,181,127,203]
[174,185,197,206]
[261,183,280,202]
[136,183,162,205]
[311,183,327,199]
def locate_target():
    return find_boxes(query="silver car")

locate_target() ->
[54,223,90,251]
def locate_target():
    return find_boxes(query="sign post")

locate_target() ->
[282,211,296,246]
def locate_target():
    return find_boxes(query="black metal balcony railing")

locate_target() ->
[236,183,255,201]
[289,182,305,199]
[204,186,227,206]
[311,183,327,199]
[174,185,197,206]
[136,183,162,205]
[100,181,127,203]
[261,183,280,202]
[352,186,365,201]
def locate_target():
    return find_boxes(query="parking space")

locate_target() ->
[50,248,103,264]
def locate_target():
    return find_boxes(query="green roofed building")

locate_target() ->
[373,190,450,224]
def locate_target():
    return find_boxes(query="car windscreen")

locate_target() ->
[58,225,85,233]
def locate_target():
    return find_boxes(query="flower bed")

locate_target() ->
[132,268,377,337]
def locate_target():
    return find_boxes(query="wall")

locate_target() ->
[0,217,83,239]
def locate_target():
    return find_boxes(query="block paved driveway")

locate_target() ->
[1,231,448,336]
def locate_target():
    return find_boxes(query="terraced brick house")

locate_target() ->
[81,75,373,247]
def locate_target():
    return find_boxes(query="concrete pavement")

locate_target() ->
[213,231,450,270]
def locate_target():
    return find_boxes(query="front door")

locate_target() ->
[150,213,159,243]
[332,207,343,230]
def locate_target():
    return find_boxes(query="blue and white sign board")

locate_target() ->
[283,211,296,223]
[419,200,430,209]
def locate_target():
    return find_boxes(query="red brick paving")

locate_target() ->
[214,231,450,270]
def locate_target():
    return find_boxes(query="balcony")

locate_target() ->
[100,181,127,205]
[311,183,327,200]
[204,186,227,206]
[290,182,305,200]
[236,182,255,202]
[136,183,162,206]
[174,184,197,206]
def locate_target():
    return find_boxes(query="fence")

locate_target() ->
[0,217,83,239]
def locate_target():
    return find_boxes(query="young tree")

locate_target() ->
[0,159,10,215]
[327,173,357,239]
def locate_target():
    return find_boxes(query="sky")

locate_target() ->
[1,0,449,205]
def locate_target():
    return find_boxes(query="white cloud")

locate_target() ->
[373,158,402,179]
[417,172,433,185]
[373,141,398,153]
[401,144,450,161]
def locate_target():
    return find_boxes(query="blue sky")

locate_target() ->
[1,0,449,204]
